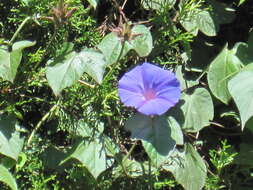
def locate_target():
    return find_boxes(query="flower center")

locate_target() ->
[143,90,156,101]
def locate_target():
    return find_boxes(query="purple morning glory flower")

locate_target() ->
[118,62,181,116]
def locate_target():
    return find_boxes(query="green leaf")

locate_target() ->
[78,49,106,83]
[196,10,216,36]
[55,42,74,57]
[113,159,155,178]
[180,1,234,37]
[242,63,253,72]
[0,115,24,161]
[130,25,153,57]
[103,135,120,157]
[141,0,176,11]
[181,88,214,132]
[175,65,199,91]
[97,32,132,65]
[125,114,176,167]
[163,144,207,190]
[46,48,106,95]
[181,9,217,36]
[168,116,184,145]
[0,40,35,82]
[62,138,106,179]
[207,44,242,104]
[0,165,18,190]
[97,25,153,60]
[235,41,253,65]
[180,9,198,36]
[234,32,253,65]
[87,0,99,8]
[46,51,81,95]
[228,71,253,130]
[71,120,104,138]
[68,120,119,160]
[41,146,67,172]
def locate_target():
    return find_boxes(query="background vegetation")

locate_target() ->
[0,0,253,189]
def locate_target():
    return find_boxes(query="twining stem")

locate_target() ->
[121,0,128,10]
[9,17,32,44]
[27,103,59,146]
[119,140,138,177]
[78,79,95,88]
[123,140,138,162]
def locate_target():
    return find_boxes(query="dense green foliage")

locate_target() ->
[0,0,253,189]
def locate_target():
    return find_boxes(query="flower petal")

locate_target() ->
[157,86,181,105]
[118,88,145,108]
[137,98,174,115]
[154,73,180,93]
[118,62,181,116]
[118,65,144,93]
[141,62,162,90]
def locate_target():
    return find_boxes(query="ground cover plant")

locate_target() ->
[0,0,253,189]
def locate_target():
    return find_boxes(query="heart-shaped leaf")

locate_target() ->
[125,113,176,167]
[234,34,253,65]
[97,32,132,65]
[0,165,18,190]
[62,138,106,179]
[0,40,35,82]
[207,44,242,104]
[196,10,216,36]
[130,25,153,57]
[180,8,198,36]
[228,71,253,130]
[181,88,214,132]
[46,48,106,95]
[78,49,107,83]
[163,144,207,190]
[169,116,184,145]
[0,115,24,161]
